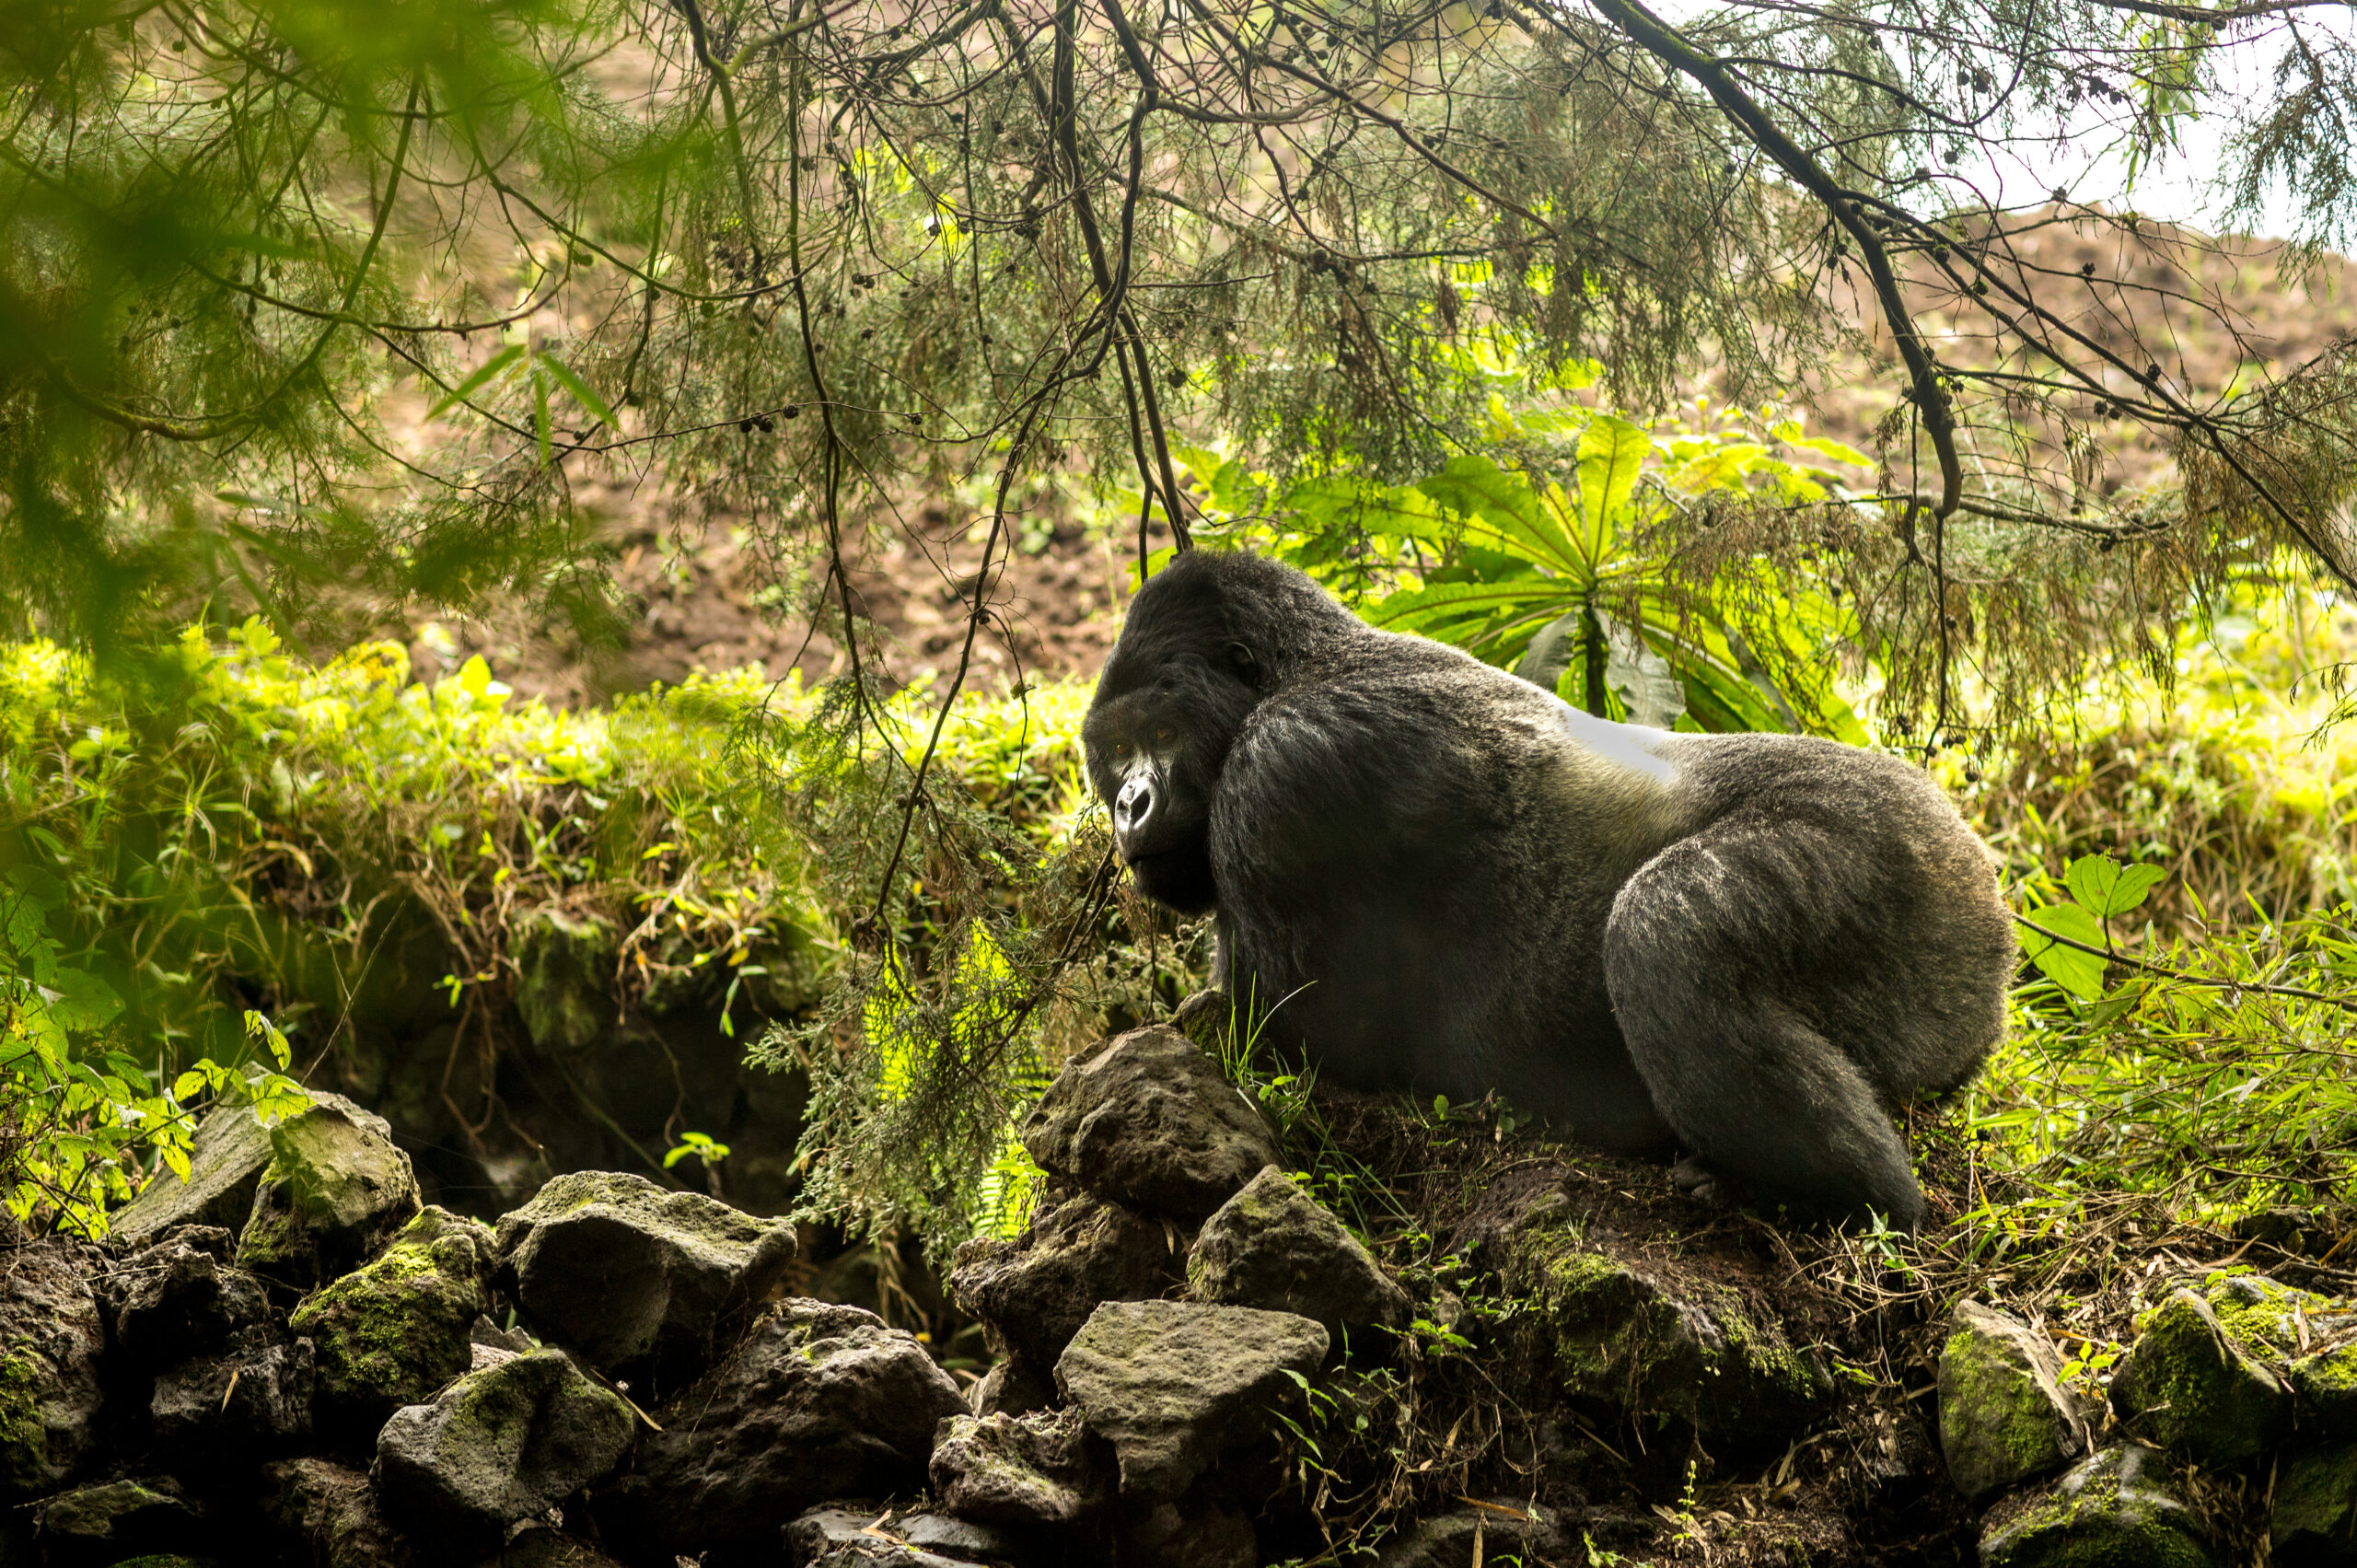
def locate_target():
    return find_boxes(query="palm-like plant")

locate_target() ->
[1201,410,1873,738]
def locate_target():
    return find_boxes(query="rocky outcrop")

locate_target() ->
[929,1406,1109,1525]
[34,1475,200,1562]
[1520,1225,1827,1449]
[100,1225,272,1370]
[259,1458,404,1568]
[784,1506,1028,1567]
[1021,1026,1280,1218]
[1053,1298,1327,1500]
[289,1204,496,1440]
[236,1098,422,1295]
[376,1349,636,1548]
[1979,1445,2214,1567]
[111,1092,387,1241]
[2109,1287,2291,1469]
[610,1298,970,1560]
[948,1192,1186,1374]
[0,1238,108,1500]
[2273,1441,2357,1564]
[1186,1166,1410,1350]
[493,1169,795,1388]
[1936,1300,2089,1503]
[514,910,620,1054]
[1374,1504,1568,1567]
[2293,1344,2357,1437]
[150,1328,315,1459]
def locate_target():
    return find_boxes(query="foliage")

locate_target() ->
[1955,587,2357,926]
[1189,400,1874,735]
[0,621,836,1230]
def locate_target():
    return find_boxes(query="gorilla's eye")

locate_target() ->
[1155,725,1175,744]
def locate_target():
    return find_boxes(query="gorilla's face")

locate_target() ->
[1085,646,1262,916]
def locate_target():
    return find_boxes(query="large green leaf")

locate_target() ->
[1415,457,1583,578]
[1573,414,1653,562]
[2018,902,2110,999]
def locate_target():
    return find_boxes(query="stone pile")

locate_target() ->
[1938,1274,2357,1566]
[0,1022,1449,1568]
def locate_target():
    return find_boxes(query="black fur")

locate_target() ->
[1084,551,2015,1229]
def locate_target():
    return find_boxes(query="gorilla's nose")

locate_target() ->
[1114,772,1156,842]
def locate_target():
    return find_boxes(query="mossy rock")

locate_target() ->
[2200,1272,2353,1365]
[2293,1347,2357,1440]
[236,1101,422,1295]
[289,1205,496,1440]
[1980,1445,2214,1568]
[2109,1288,2290,1469]
[514,910,619,1052]
[2271,1441,2357,1565]
[1937,1300,2088,1504]
[1516,1223,1826,1449]
[0,1240,107,1502]
[493,1170,795,1389]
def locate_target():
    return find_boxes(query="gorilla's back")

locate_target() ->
[1211,625,2007,1148]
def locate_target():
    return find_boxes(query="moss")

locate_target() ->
[2199,1272,2336,1365]
[2273,1443,2357,1544]
[288,1206,492,1428]
[1982,1449,2213,1568]
[0,1353,48,1495]
[2112,1292,2287,1468]
[1519,1231,1820,1446]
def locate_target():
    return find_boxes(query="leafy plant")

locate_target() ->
[1192,405,1873,736]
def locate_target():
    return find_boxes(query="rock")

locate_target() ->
[493,1169,795,1388]
[237,1098,422,1295]
[2273,1442,2357,1566]
[610,1298,970,1561]
[1021,1026,1280,1218]
[784,1507,1018,1567]
[99,1226,272,1370]
[35,1475,198,1560]
[493,1525,635,1567]
[2294,1346,2357,1437]
[1980,1445,2213,1567]
[288,1204,496,1440]
[149,1329,314,1459]
[0,1237,108,1500]
[111,1092,389,1241]
[1374,1503,1568,1567]
[970,1358,1055,1417]
[1937,1300,2089,1503]
[1522,1234,1827,1449]
[1186,1167,1410,1351]
[1117,1492,1258,1568]
[376,1349,636,1548]
[258,1458,403,1568]
[2205,1272,2355,1361]
[1053,1299,1327,1500]
[949,1193,1186,1372]
[514,910,619,1054]
[2109,1288,2291,1468]
[930,1406,1110,1525]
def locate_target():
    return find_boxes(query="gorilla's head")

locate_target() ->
[1084,552,1359,913]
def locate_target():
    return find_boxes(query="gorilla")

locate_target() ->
[1083,550,2014,1230]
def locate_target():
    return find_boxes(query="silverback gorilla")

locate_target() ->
[1083,550,2015,1230]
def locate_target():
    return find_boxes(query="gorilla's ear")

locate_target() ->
[1225,641,1260,687]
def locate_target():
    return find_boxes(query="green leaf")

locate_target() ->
[2018,902,2110,999]
[536,353,619,429]
[424,344,526,421]
[2064,855,2167,921]
[1573,413,1653,561]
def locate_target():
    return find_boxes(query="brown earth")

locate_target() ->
[395,217,2357,711]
